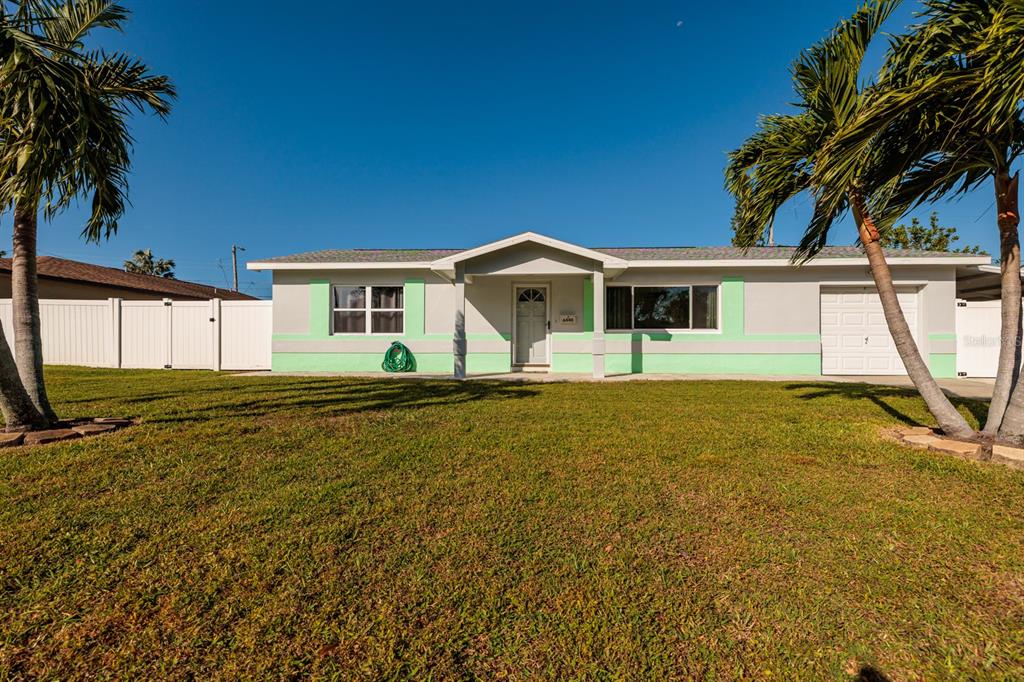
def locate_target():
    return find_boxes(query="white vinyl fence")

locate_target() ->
[0,298,271,370]
[956,300,1006,378]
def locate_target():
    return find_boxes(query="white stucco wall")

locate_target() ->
[271,268,449,336]
[271,262,961,357]
[743,264,957,341]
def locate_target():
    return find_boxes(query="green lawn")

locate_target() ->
[0,368,1022,679]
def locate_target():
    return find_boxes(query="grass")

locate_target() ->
[0,367,1022,679]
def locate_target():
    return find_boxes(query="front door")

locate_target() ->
[514,286,548,365]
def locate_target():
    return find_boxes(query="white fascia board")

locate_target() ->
[623,256,992,268]
[246,261,435,271]
[248,254,991,272]
[429,231,628,270]
[976,264,1023,274]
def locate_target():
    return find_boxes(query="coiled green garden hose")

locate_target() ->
[382,341,416,372]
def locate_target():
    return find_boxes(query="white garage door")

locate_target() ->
[821,287,919,375]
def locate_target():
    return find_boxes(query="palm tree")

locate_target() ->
[726,0,977,439]
[0,0,174,426]
[816,0,1024,442]
[820,0,1024,437]
[124,249,175,278]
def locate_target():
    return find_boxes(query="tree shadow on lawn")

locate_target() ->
[785,382,988,428]
[144,378,541,425]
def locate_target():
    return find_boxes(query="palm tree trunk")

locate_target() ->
[851,194,976,439]
[998,381,1024,445]
[0,323,48,431]
[12,201,57,423]
[984,171,1022,434]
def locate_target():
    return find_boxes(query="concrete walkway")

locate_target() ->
[236,370,994,401]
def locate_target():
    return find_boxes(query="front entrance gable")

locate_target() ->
[430,231,627,280]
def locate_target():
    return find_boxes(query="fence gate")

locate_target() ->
[956,300,1002,378]
[120,301,172,368]
[0,297,271,371]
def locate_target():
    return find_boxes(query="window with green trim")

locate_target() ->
[606,285,718,331]
[332,285,404,334]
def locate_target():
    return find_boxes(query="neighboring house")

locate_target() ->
[0,256,258,301]
[248,231,991,378]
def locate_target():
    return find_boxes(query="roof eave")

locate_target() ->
[623,256,992,268]
[247,254,991,271]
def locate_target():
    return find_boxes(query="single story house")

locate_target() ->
[0,256,258,301]
[248,231,991,378]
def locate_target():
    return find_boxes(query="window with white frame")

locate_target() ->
[332,285,404,334]
[606,285,719,331]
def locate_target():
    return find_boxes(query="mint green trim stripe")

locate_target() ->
[272,352,512,374]
[273,352,454,373]
[309,280,330,338]
[551,331,819,343]
[599,353,822,376]
[603,332,819,343]
[273,333,510,341]
[551,353,593,373]
[466,353,512,374]
[929,353,957,379]
[405,278,426,338]
[721,276,744,338]
[928,333,957,341]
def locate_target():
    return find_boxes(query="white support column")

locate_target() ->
[453,265,467,379]
[110,298,122,369]
[592,267,606,379]
[211,298,222,372]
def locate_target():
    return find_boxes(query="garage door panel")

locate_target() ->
[867,312,887,325]
[842,357,866,371]
[842,312,865,325]
[867,357,892,370]
[821,287,919,376]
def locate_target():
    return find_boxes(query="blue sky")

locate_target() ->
[18,1,1002,298]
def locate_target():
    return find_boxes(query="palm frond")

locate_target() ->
[726,0,900,263]
[0,0,173,240]
[38,0,128,50]
[84,51,175,117]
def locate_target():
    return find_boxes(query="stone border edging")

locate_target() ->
[890,426,1024,470]
[0,417,135,448]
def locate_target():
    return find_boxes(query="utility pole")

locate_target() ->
[232,245,245,292]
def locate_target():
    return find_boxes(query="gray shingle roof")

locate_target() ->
[256,249,462,264]
[591,246,977,260]
[253,244,980,265]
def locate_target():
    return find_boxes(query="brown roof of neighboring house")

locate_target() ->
[0,256,260,301]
